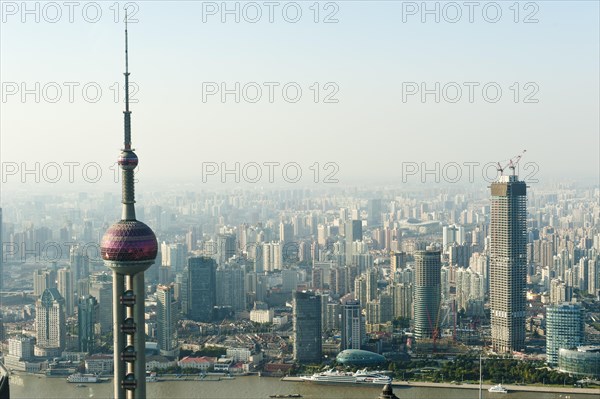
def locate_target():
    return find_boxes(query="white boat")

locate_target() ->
[355,369,392,384]
[67,373,99,383]
[146,371,157,382]
[300,369,391,385]
[488,384,508,393]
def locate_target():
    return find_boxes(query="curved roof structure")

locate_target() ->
[336,349,386,366]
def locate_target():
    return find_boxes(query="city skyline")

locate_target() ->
[1,1,599,398]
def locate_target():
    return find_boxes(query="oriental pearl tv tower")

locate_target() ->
[100,20,157,399]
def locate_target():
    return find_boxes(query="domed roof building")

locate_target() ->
[336,349,386,366]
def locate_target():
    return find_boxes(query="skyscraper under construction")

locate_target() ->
[490,175,527,353]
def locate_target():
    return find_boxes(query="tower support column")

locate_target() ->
[133,272,146,399]
[113,272,126,399]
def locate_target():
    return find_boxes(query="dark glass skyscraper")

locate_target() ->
[293,291,322,363]
[187,257,217,322]
[490,175,527,353]
[78,295,99,353]
[100,22,158,399]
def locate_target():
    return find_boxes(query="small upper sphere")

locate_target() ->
[101,220,157,262]
[118,151,138,170]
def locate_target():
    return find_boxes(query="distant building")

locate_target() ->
[216,265,246,311]
[390,252,406,275]
[8,336,35,361]
[391,282,412,320]
[178,356,216,371]
[546,303,585,365]
[57,268,74,317]
[35,288,65,357]
[550,278,572,305]
[33,269,56,297]
[413,250,441,339]
[156,284,178,356]
[88,277,112,335]
[78,295,99,353]
[293,291,322,363]
[250,306,274,324]
[217,234,236,266]
[341,300,364,350]
[187,257,217,322]
[85,354,114,374]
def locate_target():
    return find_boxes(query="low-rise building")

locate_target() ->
[226,348,252,362]
[85,354,114,374]
[214,357,233,373]
[250,309,274,324]
[146,355,177,370]
[178,356,216,371]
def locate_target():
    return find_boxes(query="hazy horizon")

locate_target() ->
[1,1,599,197]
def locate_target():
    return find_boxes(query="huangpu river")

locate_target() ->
[9,374,596,399]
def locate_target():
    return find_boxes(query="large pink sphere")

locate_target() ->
[101,220,157,262]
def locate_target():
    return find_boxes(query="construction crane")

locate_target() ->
[496,150,527,176]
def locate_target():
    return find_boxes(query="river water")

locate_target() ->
[9,374,595,399]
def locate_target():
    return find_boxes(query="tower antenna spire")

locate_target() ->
[124,11,131,149]
[119,11,137,221]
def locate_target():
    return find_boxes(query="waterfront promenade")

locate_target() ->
[282,376,600,395]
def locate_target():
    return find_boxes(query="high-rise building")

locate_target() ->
[350,220,363,242]
[99,24,158,399]
[390,252,406,275]
[341,300,364,350]
[187,257,217,322]
[281,269,300,293]
[279,222,294,246]
[263,242,282,272]
[89,278,113,335]
[57,268,74,317]
[379,293,393,323]
[366,268,378,302]
[345,219,363,261]
[33,269,56,297]
[161,242,186,274]
[354,274,367,309]
[490,175,527,353]
[70,245,90,286]
[325,302,341,330]
[217,234,236,266]
[293,291,322,363]
[367,199,382,227]
[546,303,585,365]
[156,284,178,356]
[413,250,441,339]
[35,288,66,356]
[8,336,35,361]
[550,278,572,304]
[78,295,99,353]
[588,257,599,296]
[216,265,245,312]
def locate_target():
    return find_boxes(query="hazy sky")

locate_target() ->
[1,1,599,194]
